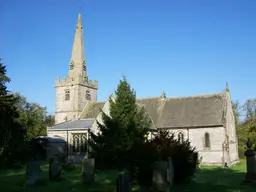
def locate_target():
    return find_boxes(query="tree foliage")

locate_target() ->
[0,58,54,167]
[89,76,151,169]
[232,99,256,158]
[132,130,198,186]
[14,93,55,140]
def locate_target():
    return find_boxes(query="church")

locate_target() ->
[47,13,239,166]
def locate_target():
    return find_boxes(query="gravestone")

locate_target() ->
[167,157,174,186]
[244,149,256,183]
[26,161,41,185]
[116,173,131,192]
[49,155,62,180]
[150,158,174,192]
[198,156,203,169]
[82,158,95,184]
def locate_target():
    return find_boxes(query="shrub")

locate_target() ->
[130,130,198,186]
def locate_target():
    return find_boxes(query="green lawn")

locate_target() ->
[0,159,255,192]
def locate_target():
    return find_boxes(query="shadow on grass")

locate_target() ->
[172,166,256,192]
[1,161,256,192]
[0,164,121,192]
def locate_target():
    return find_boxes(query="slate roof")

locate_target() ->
[79,92,226,128]
[47,118,95,131]
[137,93,225,128]
[80,102,105,119]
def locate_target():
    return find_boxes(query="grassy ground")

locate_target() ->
[0,159,256,192]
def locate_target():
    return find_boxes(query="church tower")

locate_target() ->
[55,13,98,125]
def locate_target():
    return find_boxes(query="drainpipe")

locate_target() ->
[187,128,190,141]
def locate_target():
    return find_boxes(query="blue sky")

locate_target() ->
[1,0,255,115]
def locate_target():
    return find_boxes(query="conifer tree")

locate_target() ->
[89,76,151,168]
[0,58,26,166]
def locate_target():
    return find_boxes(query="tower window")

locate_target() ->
[86,90,91,100]
[65,90,70,100]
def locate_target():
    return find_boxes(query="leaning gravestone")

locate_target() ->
[116,173,131,192]
[26,161,41,185]
[82,158,95,184]
[49,155,62,180]
[151,158,174,192]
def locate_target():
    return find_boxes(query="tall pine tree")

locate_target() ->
[89,76,151,169]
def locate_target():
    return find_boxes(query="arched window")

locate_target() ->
[178,132,184,143]
[73,134,79,153]
[72,133,87,153]
[204,132,211,149]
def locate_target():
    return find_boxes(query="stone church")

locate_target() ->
[47,13,239,165]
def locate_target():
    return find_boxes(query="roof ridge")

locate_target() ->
[166,92,225,101]
[137,96,160,100]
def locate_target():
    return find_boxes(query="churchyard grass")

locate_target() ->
[0,159,256,192]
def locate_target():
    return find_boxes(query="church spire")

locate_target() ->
[225,82,230,92]
[68,13,87,79]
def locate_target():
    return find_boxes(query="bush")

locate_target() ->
[130,130,198,186]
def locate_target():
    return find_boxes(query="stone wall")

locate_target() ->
[55,78,97,125]
[229,141,239,164]
[47,129,89,157]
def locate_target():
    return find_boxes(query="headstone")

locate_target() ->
[150,159,173,192]
[244,149,256,183]
[82,158,95,184]
[26,161,41,185]
[116,173,131,192]
[198,156,203,169]
[167,157,174,186]
[49,155,62,180]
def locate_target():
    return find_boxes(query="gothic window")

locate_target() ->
[70,60,74,70]
[178,132,184,143]
[204,132,211,149]
[86,90,91,101]
[72,133,87,153]
[65,90,70,100]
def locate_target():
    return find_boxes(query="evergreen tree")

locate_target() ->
[89,76,151,169]
[0,58,26,166]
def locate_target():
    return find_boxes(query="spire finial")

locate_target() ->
[161,91,167,101]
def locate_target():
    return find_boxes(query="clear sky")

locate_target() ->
[1,0,256,115]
